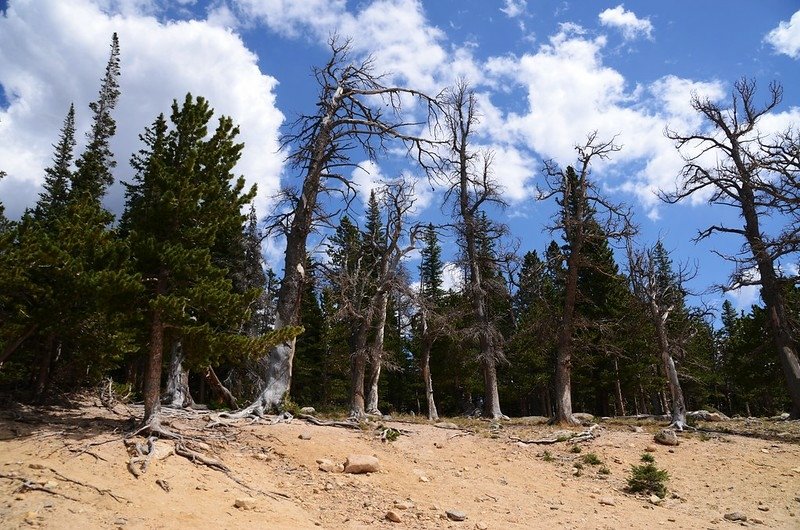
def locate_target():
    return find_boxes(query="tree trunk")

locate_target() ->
[34,333,55,400]
[204,366,238,409]
[163,341,194,408]
[421,341,438,421]
[739,182,800,417]
[142,272,167,430]
[142,307,164,429]
[554,246,580,425]
[0,324,38,368]
[349,321,370,419]
[366,292,389,415]
[613,356,626,417]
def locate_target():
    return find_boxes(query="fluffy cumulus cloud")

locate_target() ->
[0,0,284,218]
[485,25,726,217]
[598,4,654,41]
[765,10,800,59]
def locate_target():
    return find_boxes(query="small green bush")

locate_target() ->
[626,463,669,498]
[640,452,655,463]
[598,465,611,475]
[570,445,582,453]
[582,453,602,466]
[541,450,554,462]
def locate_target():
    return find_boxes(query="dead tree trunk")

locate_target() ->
[203,366,238,409]
[419,309,439,421]
[162,341,194,409]
[235,39,440,418]
[365,291,389,415]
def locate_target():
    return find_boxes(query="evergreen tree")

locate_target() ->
[419,224,444,302]
[34,104,75,226]
[123,94,295,431]
[72,33,121,201]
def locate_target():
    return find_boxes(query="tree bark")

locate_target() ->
[142,272,167,429]
[739,182,800,417]
[365,292,389,415]
[162,341,194,409]
[349,320,370,419]
[204,366,238,409]
[613,356,626,417]
[554,244,580,425]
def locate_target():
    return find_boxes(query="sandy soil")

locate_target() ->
[1,400,799,529]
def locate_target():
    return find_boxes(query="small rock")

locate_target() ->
[724,512,747,522]
[751,517,764,524]
[150,440,174,461]
[654,429,679,446]
[757,505,769,512]
[253,453,272,461]
[630,426,644,433]
[446,509,467,521]
[43,481,58,489]
[234,497,258,510]
[434,442,444,449]
[28,463,46,470]
[113,517,127,526]
[298,433,312,440]
[319,462,344,473]
[419,476,430,483]
[394,501,413,510]
[649,495,662,505]
[645,445,657,452]
[599,497,616,506]
[475,523,488,530]
[324,482,334,491]
[434,422,460,430]
[300,407,316,414]
[386,510,402,523]
[344,455,380,474]
[572,412,595,424]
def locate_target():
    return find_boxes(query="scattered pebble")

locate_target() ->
[649,495,662,505]
[599,497,616,506]
[234,497,257,510]
[475,523,488,530]
[446,509,467,521]
[654,429,679,446]
[723,512,747,522]
[394,501,413,510]
[343,455,380,474]
[298,434,312,440]
[645,445,657,453]
[385,510,402,523]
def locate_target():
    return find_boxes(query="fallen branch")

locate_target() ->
[297,413,361,429]
[0,473,82,502]
[175,442,230,472]
[43,466,127,503]
[510,424,600,445]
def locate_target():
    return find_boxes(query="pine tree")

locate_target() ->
[419,224,444,302]
[34,104,75,226]
[123,94,296,432]
[72,33,120,201]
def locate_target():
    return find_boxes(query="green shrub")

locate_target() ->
[541,450,554,462]
[626,463,669,498]
[570,445,582,453]
[640,452,655,463]
[598,465,611,475]
[582,453,602,465]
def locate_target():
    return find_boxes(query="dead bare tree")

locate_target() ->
[441,80,507,419]
[229,37,441,418]
[326,179,420,419]
[540,132,634,425]
[663,78,800,417]
[626,239,694,430]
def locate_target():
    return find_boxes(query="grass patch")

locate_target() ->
[541,450,555,462]
[582,453,602,466]
[598,465,611,475]
[640,452,655,463]
[569,445,582,453]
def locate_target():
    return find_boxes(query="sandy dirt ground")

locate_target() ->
[1,399,799,529]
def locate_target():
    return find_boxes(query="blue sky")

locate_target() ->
[1,0,799,315]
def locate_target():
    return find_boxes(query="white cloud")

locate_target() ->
[765,10,800,59]
[442,261,464,291]
[598,4,653,41]
[0,0,284,219]
[500,0,527,18]
[484,26,726,217]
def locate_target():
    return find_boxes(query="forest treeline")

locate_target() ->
[1,35,798,430]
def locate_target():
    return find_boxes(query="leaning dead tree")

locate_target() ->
[231,37,441,418]
[540,133,634,425]
[663,78,800,417]
[441,80,507,419]
[627,240,693,430]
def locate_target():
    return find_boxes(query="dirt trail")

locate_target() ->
[1,401,799,529]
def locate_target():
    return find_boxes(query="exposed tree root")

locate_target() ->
[510,424,600,445]
[1,473,83,502]
[297,413,362,429]
[174,441,229,472]
[125,436,160,477]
